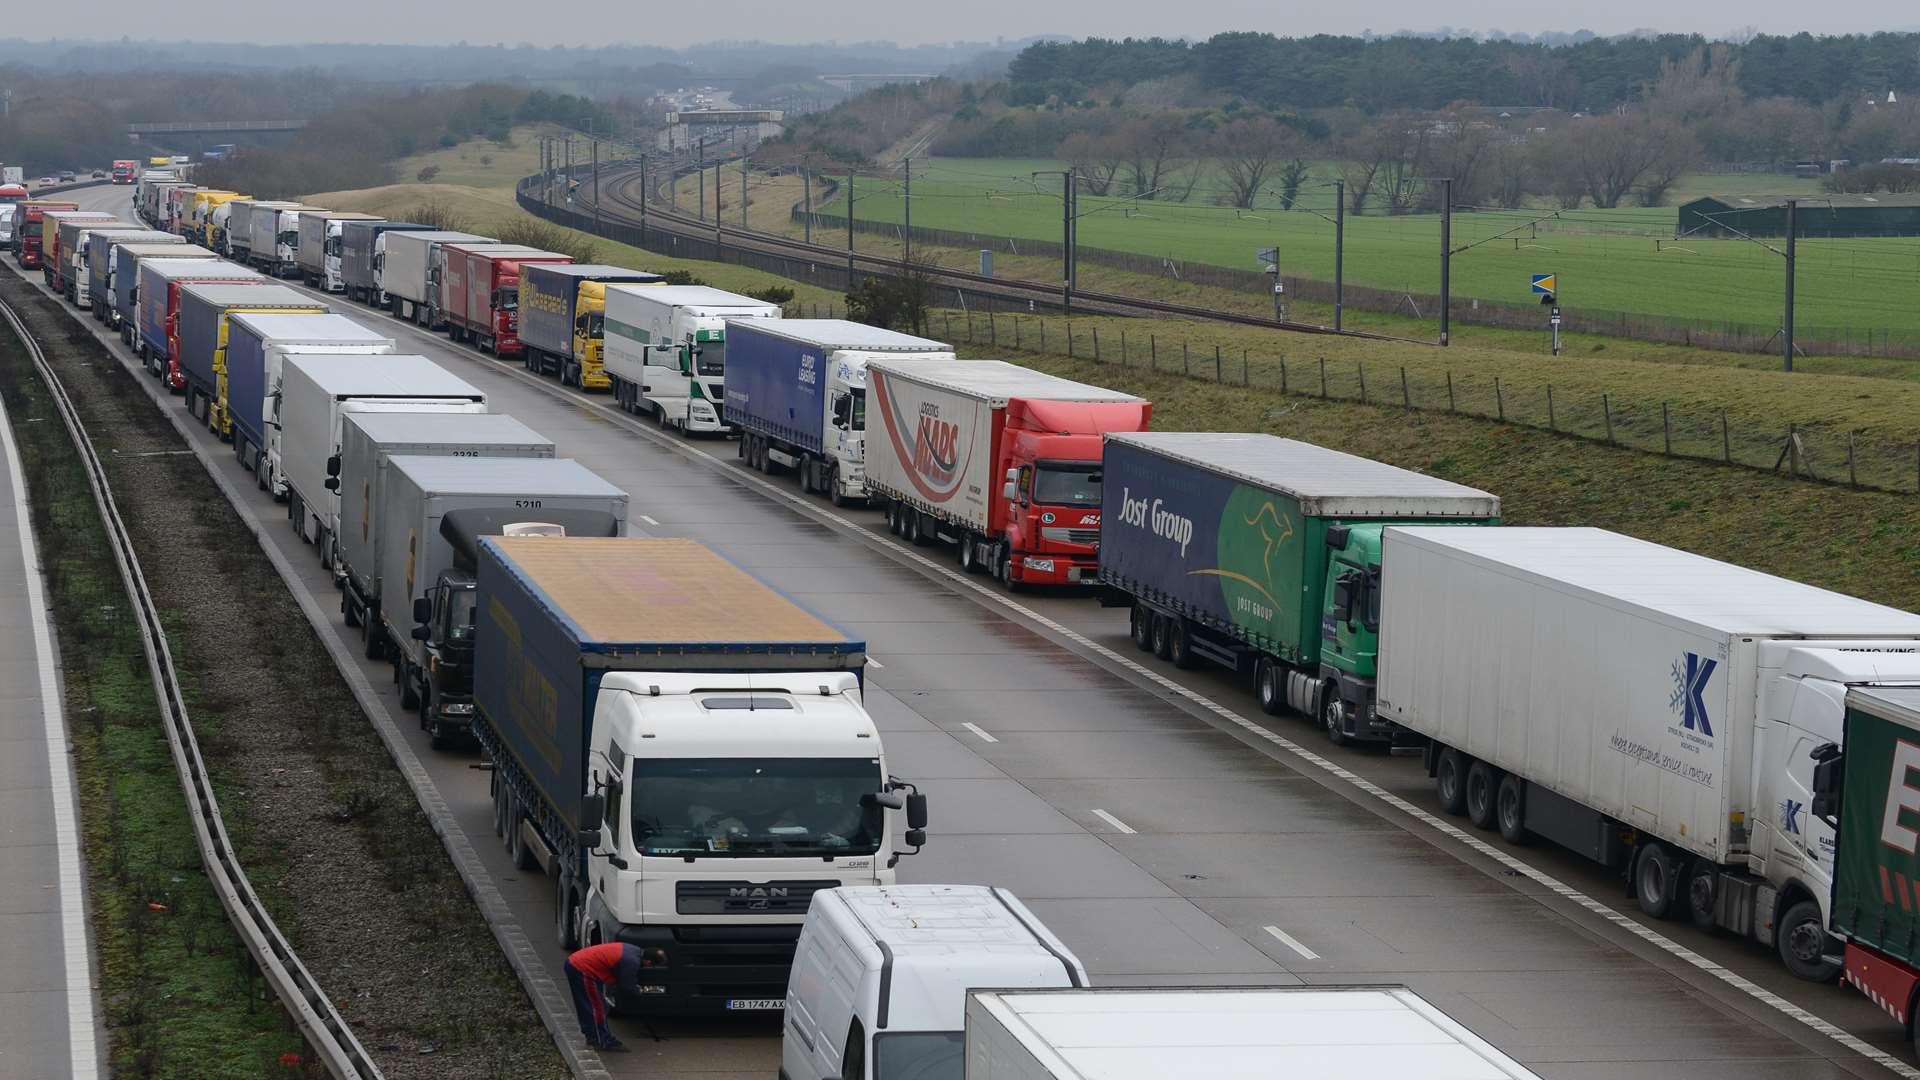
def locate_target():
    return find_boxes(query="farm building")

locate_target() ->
[1678,193,1920,238]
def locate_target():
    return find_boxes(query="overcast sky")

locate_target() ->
[6,1,1907,48]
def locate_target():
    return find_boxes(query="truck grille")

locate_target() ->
[1041,527,1100,545]
[676,880,840,916]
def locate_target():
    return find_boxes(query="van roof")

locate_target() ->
[833,884,1075,954]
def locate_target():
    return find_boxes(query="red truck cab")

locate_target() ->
[997,401,1146,586]
[112,160,138,185]
[440,243,572,356]
[16,201,78,269]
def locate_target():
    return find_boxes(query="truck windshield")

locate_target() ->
[1033,463,1101,506]
[586,312,605,340]
[630,758,883,857]
[445,586,478,642]
[694,338,725,376]
[873,1031,963,1080]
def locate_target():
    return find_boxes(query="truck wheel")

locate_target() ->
[508,801,538,872]
[1131,605,1155,652]
[1632,842,1681,919]
[1434,749,1468,815]
[492,780,507,838]
[1777,899,1840,982]
[1495,774,1528,844]
[958,533,977,573]
[557,878,581,951]
[399,664,421,711]
[343,595,360,628]
[886,501,902,536]
[1150,614,1173,660]
[1687,861,1719,931]
[905,512,924,546]
[1255,658,1284,715]
[1167,619,1196,670]
[1321,687,1350,747]
[1464,761,1500,829]
[797,455,813,493]
[828,468,850,507]
[363,618,383,661]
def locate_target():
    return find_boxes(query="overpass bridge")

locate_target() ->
[126,119,303,137]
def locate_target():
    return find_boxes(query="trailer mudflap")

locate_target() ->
[1846,943,1920,1031]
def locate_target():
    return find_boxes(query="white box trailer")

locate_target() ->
[1380,526,1920,978]
[219,311,398,496]
[963,986,1541,1079]
[296,211,382,290]
[248,205,323,277]
[601,283,781,433]
[278,354,486,567]
[379,229,494,323]
[335,411,555,639]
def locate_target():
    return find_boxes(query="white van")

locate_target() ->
[783,885,1088,1080]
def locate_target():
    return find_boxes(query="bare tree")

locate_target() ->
[1421,112,1503,207]
[1059,132,1124,197]
[1339,115,1427,215]
[1635,122,1701,206]
[1504,50,1578,109]
[1645,45,1742,126]
[1539,116,1670,209]
[1213,117,1299,209]
[1274,158,1313,209]
[1116,113,1193,200]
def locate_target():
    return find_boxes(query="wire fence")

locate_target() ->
[790,208,1920,359]
[802,304,1920,496]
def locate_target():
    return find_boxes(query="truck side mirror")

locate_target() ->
[412,596,431,624]
[1332,574,1354,619]
[1002,481,1017,503]
[906,793,929,830]
[577,826,603,851]
[410,624,430,640]
[580,792,606,826]
[1810,742,1843,825]
[326,453,341,477]
[323,477,339,492]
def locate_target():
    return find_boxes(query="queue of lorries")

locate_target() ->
[19,170,1920,1072]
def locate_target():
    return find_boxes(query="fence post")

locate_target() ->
[1183,341,1190,375]
[1494,377,1504,421]
[1849,433,1858,487]
[1150,335,1156,370]
[1400,367,1409,409]
[1119,328,1126,366]
[1662,402,1672,455]
[968,314,975,343]
[1015,317,1021,350]
[1242,349,1249,387]
[1093,327,1100,362]
[1215,345,1222,382]
[1358,363,1367,404]
[1723,410,1731,464]
[1280,356,1287,395]
[1603,394,1615,445]
[1067,321,1074,357]
[1040,320,1045,352]
[1320,358,1328,398]
[989,311,996,347]
[1547,386,1556,430]
[1447,371,1455,412]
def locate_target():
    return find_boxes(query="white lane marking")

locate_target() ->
[1090,809,1137,835]
[959,722,998,743]
[866,656,884,669]
[0,348,102,1078]
[637,514,658,526]
[1263,925,1321,961]
[272,261,1920,1079]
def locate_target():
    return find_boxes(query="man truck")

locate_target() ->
[470,535,929,1012]
[1380,526,1920,982]
[1097,433,1499,743]
[340,220,430,306]
[296,211,382,291]
[866,358,1151,590]
[438,243,573,355]
[603,284,781,434]
[725,319,954,507]
[518,263,663,388]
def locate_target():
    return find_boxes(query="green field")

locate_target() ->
[807,158,1919,342]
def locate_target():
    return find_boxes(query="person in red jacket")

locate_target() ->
[565,942,641,1051]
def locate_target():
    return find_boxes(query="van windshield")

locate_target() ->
[872,1031,963,1080]
[630,758,883,857]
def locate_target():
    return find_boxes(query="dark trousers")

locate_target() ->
[564,959,614,1044]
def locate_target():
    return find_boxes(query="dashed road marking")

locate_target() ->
[959,722,997,743]
[1263,925,1321,961]
[637,514,658,526]
[1090,809,1137,835]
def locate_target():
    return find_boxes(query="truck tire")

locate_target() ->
[958,533,978,573]
[508,800,538,872]
[1321,688,1348,747]
[1687,861,1718,931]
[1150,613,1173,660]
[829,468,851,508]
[905,512,925,546]
[343,595,360,628]
[1167,619,1196,670]
[1464,761,1500,829]
[1434,748,1468,815]
[1131,604,1155,652]
[556,878,581,951]
[1255,657,1284,715]
[1495,774,1528,844]
[363,618,383,661]
[1778,899,1839,981]
[1633,842,1681,919]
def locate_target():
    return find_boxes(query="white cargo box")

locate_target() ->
[381,230,494,303]
[336,412,555,612]
[279,354,486,542]
[963,986,1541,1079]
[1378,527,1920,862]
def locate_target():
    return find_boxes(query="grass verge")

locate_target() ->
[0,319,305,1076]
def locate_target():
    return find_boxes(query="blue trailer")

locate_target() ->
[173,282,325,434]
[339,220,426,306]
[223,312,391,479]
[723,319,952,505]
[133,259,265,370]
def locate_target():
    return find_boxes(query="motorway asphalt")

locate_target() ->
[49,184,1920,1080]
[0,289,102,1076]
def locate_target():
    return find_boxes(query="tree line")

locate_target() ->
[1007,32,1920,113]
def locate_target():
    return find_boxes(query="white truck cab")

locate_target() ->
[782,885,1087,1080]
[602,284,781,434]
[581,671,929,1012]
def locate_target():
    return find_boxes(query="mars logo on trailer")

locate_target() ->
[912,403,961,485]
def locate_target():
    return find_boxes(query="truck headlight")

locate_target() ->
[441,702,474,716]
[1023,557,1056,572]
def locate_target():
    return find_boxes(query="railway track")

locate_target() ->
[563,164,1430,347]
[0,294,383,1080]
